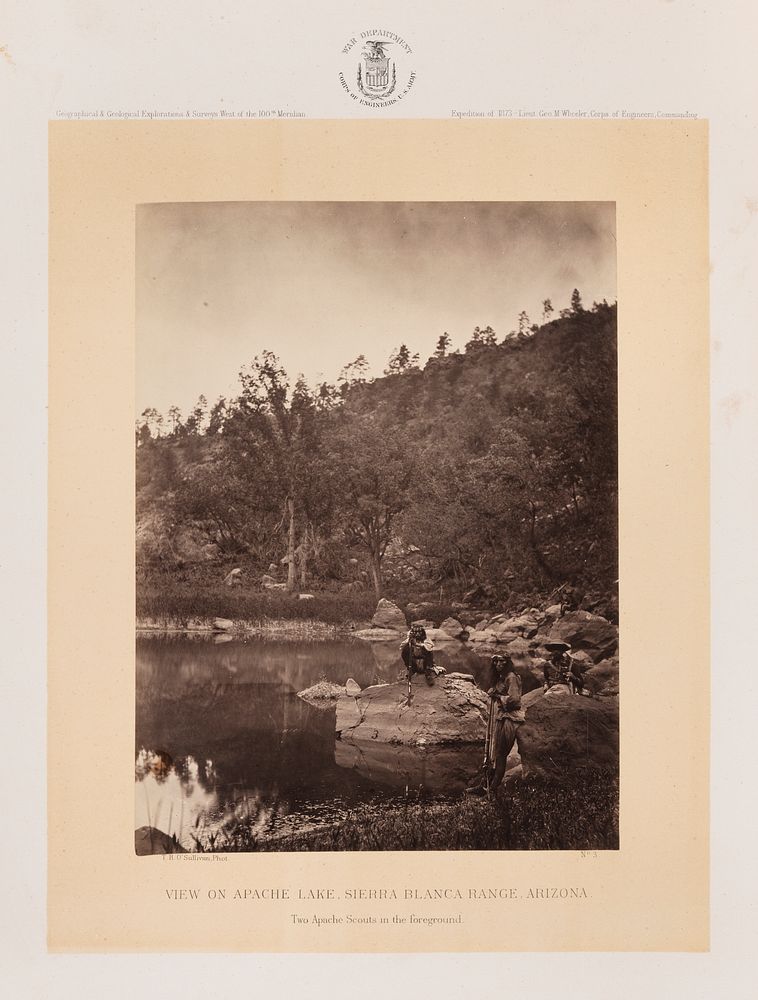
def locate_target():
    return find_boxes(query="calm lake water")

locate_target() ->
[135,633,537,848]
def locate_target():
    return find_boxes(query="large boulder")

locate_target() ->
[372,598,407,632]
[582,656,619,699]
[296,680,347,709]
[135,827,187,855]
[467,629,500,644]
[540,610,619,663]
[488,609,542,640]
[569,650,596,674]
[517,686,619,778]
[527,656,549,686]
[502,637,533,659]
[440,617,466,639]
[336,674,489,747]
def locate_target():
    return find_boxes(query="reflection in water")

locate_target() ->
[334,741,484,794]
[135,634,536,846]
[134,750,218,848]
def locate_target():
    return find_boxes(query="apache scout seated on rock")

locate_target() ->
[400,624,437,686]
[543,641,584,695]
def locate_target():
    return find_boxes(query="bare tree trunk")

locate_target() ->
[299,541,308,587]
[286,496,297,592]
[370,551,383,598]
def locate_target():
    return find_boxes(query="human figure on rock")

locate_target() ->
[468,654,524,795]
[400,623,437,686]
[543,641,584,695]
[560,585,580,616]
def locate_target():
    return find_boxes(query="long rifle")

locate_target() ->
[406,633,413,705]
[483,697,496,797]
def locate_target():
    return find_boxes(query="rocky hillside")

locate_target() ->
[137,299,617,612]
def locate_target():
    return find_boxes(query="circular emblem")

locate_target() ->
[339,30,416,107]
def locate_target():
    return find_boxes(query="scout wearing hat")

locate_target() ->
[543,641,584,694]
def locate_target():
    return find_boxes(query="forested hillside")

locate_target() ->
[136,297,617,617]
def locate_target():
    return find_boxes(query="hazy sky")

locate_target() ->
[136,201,616,417]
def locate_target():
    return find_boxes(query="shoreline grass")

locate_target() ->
[137,573,377,628]
[136,615,350,640]
[184,771,619,853]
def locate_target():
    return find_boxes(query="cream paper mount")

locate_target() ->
[49,120,708,952]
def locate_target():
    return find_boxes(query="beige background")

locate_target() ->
[48,120,709,952]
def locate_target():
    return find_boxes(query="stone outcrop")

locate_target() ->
[135,827,187,855]
[569,649,596,673]
[502,636,533,658]
[296,680,348,709]
[336,674,489,747]
[223,568,242,586]
[581,656,619,699]
[487,609,542,640]
[526,656,549,686]
[540,610,618,663]
[467,629,500,644]
[371,598,407,632]
[516,686,619,778]
[440,616,466,638]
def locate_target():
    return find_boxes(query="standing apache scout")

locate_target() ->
[468,654,525,796]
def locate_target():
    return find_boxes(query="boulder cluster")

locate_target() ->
[327,596,620,784]
[352,597,618,701]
